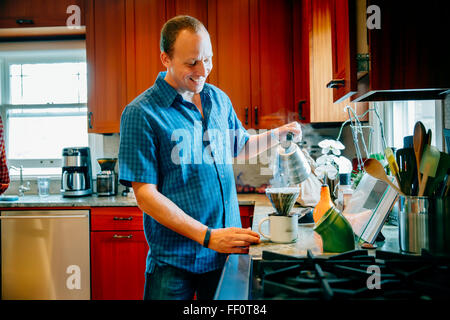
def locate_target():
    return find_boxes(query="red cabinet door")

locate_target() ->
[208,0,252,129]
[91,230,148,300]
[329,0,357,103]
[253,0,294,129]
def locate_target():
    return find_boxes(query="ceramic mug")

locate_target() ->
[258,213,299,243]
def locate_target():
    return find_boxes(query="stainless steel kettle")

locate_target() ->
[273,132,311,185]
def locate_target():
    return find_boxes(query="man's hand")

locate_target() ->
[208,227,260,254]
[273,121,302,143]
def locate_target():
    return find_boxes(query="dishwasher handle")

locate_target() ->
[0,214,88,219]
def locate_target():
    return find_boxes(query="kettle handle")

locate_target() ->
[286,132,294,141]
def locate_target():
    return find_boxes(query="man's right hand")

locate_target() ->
[208,227,260,254]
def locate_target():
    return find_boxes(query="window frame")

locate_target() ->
[0,51,88,179]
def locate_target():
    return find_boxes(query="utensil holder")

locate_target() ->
[398,196,450,255]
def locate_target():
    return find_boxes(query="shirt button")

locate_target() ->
[221,175,224,178]
[225,200,228,205]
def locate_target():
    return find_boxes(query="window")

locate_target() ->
[391,100,438,149]
[370,100,443,155]
[0,41,88,177]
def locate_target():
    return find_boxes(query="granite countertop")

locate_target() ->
[249,205,400,258]
[0,193,269,208]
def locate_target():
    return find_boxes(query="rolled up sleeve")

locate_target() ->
[119,105,159,187]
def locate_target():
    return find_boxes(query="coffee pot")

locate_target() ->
[272,132,311,185]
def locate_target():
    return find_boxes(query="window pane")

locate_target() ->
[9,62,87,104]
[8,112,88,159]
[392,100,436,150]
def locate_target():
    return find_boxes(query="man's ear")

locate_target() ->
[160,51,171,68]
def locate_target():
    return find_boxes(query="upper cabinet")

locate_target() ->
[209,0,295,130]
[330,0,450,103]
[295,0,367,122]
[0,0,85,28]
[86,0,130,133]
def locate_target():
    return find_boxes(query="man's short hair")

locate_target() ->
[160,15,206,58]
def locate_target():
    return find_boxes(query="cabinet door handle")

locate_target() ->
[113,216,133,221]
[254,106,259,126]
[245,107,248,125]
[298,100,306,121]
[16,19,34,25]
[88,111,93,129]
[113,234,133,239]
[326,79,345,88]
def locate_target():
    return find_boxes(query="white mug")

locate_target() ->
[258,214,298,243]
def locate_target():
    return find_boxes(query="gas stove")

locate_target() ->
[250,249,450,300]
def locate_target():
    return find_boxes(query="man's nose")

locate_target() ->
[195,61,207,77]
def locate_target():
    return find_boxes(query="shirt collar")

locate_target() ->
[154,71,211,108]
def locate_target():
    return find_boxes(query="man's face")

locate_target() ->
[161,29,213,94]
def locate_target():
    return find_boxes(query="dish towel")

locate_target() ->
[0,115,10,194]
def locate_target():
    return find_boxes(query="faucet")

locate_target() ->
[10,165,31,197]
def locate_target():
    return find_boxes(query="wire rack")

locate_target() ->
[336,105,387,172]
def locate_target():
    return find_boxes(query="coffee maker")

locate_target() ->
[96,158,117,196]
[61,147,93,197]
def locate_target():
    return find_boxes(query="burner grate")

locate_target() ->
[255,249,450,300]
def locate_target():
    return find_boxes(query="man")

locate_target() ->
[119,15,302,300]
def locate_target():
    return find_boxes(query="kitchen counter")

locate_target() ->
[0,193,269,208]
[249,205,400,258]
[215,206,401,300]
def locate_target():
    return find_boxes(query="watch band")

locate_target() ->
[203,227,212,248]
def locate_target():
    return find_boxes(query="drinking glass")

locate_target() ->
[37,177,50,198]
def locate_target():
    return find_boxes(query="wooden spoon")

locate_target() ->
[413,121,426,188]
[364,158,405,196]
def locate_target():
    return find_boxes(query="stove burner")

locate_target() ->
[251,249,450,300]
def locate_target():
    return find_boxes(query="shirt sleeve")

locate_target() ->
[227,99,250,158]
[119,105,159,187]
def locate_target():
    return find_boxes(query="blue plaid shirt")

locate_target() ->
[119,72,249,274]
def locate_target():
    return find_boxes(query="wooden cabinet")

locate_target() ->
[0,0,85,28]
[209,0,295,129]
[90,207,148,300]
[86,0,130,133]
[331,0,450,102]
[295,0,367,123]
[328,0,357,103]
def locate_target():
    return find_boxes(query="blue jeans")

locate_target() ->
[143,263,223,300]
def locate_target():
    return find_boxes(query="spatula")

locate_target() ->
[384,147,401,190]
[426,129,432,146]
[418,145,440,196]
[364,158,405,196]
[396,148,417,196]
[424,152,450,196]
[413,121,426,187]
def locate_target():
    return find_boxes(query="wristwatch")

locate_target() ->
[203,227,212,248]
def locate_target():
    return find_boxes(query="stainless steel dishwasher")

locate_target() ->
[0,210,90,300]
